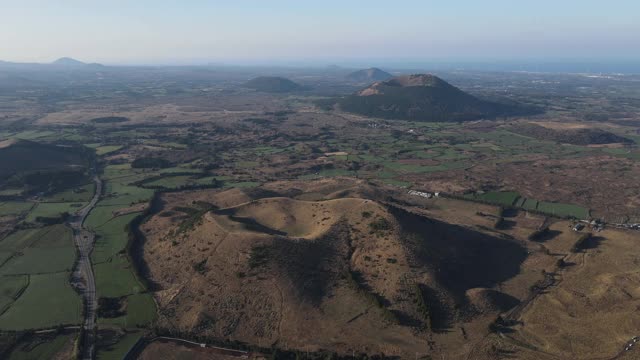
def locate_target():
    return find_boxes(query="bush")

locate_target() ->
[249,245,270,269]
[369,217,391,231]
[193,259,208,274]
[528,226,550,241]
[97,297,126,318]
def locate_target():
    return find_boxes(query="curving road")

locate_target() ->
[70,175,102,360]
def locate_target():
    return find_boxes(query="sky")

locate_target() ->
[1,0,639,65]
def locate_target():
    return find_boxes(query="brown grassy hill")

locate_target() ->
[141,194,528,357]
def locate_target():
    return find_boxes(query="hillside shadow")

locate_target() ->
[212,207,289,236]
[228,215,288,236]
[268,222,351,306]
[389,205,528,308]
[421,285,455,332]
[129,193,164,291]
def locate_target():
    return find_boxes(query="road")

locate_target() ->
[70,175,102,360]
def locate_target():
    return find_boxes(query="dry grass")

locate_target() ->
[510,228,640,359]
[138,181,557,358]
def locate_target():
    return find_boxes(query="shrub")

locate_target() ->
[369,217,391,231]
[249,245,270,269]
[193,259,208,274]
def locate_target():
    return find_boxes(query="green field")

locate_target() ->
[85,205,127,229]
[382,178,412,187]
[461,191,590,219]
[0,225,70,252]
[88,161,155,315]
[464,191,520,207]
[25,202,85,222]
[95,145,124,156]
[99,183,154,207]
[10,130,56,141]
[602,147,631,156]
[0,275,28,313]
[0,228,42,251]
[0,250,12,265]
[536,201,590,219]
[0,225,79,329]
[92,213,140,263]
[160,167,202,174]
[99,293,157,327]
[0,272,82,330]
[0,225,76,276]
[102,163,134,178]
[0,188,24,196]
[42,183,95,203]
[94,257,144,298]
[0,202,34,217]
[0,247,76,275]
[520,198,538,211]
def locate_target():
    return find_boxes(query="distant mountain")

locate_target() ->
[0,60,25,67]
[244,76,303,93]
[346,67,393,82]
[52,57,88,66]
[0,58,103,68]
[336,74,538,122]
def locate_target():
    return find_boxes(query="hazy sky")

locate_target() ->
[1,0,639,65]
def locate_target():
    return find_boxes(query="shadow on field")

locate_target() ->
[577,235,605,250]
[532,229,562,243]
